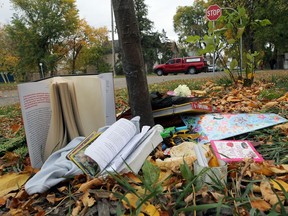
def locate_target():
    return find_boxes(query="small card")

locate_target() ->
[210,140,264,162]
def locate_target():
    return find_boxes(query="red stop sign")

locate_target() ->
[206,4,222,21]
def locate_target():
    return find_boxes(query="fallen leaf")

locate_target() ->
[0,172,30,197]
[10,124,21,134]
[270,179,288,192]
[191,90,207,96]
[72,200,82,216]
[184,192,194,204]
[81,191,96,207]
[122,193,160,216]
[0,197,6,207]
[269,166,288,174]
[143,204,160,216]
[57,186,68,193]
[276,92,288,101]
[122,193,142,209]
[250,163,274,176]
[281,164,288,172]
[227,96,241,102]
[260,179,285,212]
[252,184,261,193]
[124,172,142,183]
[274,123,288,134]
[46,193,56,204]
[209,191,224,201]
[2,152,19,162]
[77,178,103,193]
[250,199,271,212]
[263,101,278,109]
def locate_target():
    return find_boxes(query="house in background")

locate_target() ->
[103,39,180,74]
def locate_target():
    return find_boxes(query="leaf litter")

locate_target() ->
[0,74,288,215]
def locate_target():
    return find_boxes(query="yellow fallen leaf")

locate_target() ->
[263,101,278,109]
[270,179,288,192]
[122,193,159,216]
[250,199,271,212]
[226,96,241,102]
[81,191,96,207]
[0,172,30,197]
[143,204,160,216]
[191,90,206,95]
[260,179,285,212]
[252,184,261,193]
[72,200,82,216]
[247,73,253,80]
[269,166,288,174]
[250,163,274,176]
[281,164,288,172]
[122,193,145,209]
[274,123,288,134]
[77,178,103,193]
[212,86,224,91]
[276,92,288,102]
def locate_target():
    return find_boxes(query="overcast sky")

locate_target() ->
[0,0,194,41]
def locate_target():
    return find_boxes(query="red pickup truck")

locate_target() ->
[153,56,208,76]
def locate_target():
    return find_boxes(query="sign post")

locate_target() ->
[206,4,222,74]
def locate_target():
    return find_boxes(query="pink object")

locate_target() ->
[210,140,264,162]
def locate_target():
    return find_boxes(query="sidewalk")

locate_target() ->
[0,90,19,106]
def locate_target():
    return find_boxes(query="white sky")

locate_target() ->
[0,0,194,41]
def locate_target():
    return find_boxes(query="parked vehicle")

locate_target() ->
[153,56,208,76]
[207,65,221,72]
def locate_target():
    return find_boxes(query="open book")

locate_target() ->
[18,73,116,168]
[67,117,164,176]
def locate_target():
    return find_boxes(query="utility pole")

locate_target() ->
[39,62,44,78]
[111,0,116,77]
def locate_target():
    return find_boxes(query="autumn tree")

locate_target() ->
[112,0,154,127]
[253,0,288,68]
[173,0,207,52]
[0,25,19,78]
[208,0,288,69]
[65,19,110,73]
[6,0,79,80]
[134,0,164,73]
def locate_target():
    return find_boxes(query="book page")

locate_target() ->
[57,80,79,140]
[18,80,51,168]
[118,124,163,173]
[65,76,106,136]
[106,125,150,172]
[84,118,137,170]
[44,80,67,161]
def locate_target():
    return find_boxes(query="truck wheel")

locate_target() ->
[156,69,163,76]
[188,67,196,74]
[173,72,177,75]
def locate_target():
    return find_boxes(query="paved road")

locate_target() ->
[0,90,19,106]
[1,70,284,106]
[0,72,222,106]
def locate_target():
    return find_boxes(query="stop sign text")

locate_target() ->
[206,4,222,21]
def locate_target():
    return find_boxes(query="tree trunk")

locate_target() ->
[112,0,154,127]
